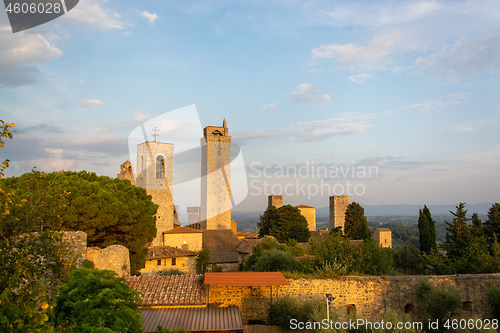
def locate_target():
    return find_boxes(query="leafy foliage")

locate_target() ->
[418,205,438,254]
[1,171,158,274]
[487,286,500,320]
[416,280,461,329]
[268,295,326,329]
[344,202,371,241]
[393,241,421,274]
[54,268,143,333]
[0,120,15,179]
[257,205,310,243]
[153,327,188,333]
[158,269,184,276]
[196,249,210,274]
[250,249,297,272]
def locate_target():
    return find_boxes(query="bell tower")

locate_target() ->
[200,119,232,230]
[136,141,174,246]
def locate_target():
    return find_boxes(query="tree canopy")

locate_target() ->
[1,171,158,274]
[440,203,471,259]
[344,202,371,240]
[418,205,438,254]
[55,268,143,333]
[257,205,310,243]
[484,203,500,245]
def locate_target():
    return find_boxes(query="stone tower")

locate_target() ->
[268,195,283,208]
[329,196,350,233]
[200,119,232,230]
[117,160,136,186]
[136,141,174,246]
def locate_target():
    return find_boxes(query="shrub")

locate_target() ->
[251,249,296,272]
[210,264,223,272]
[487,286,500,319]
[416,280,461,327]
[80,259,95,269]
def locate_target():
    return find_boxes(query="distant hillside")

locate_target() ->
[315,202,496,217]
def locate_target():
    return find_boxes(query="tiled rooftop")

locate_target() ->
[146,246,197,260]
[125,275,207,305]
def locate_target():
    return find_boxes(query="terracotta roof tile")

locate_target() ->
[202,230,240,263]
[296,205,314,208]
[146,246,197,260]
[235,239,260,254]
[125,275,207,305]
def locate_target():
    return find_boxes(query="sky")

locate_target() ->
[1,0,500,215]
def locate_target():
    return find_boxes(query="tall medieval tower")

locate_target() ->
[329,195,350,233]
[136,141,174,246]
[200,119,232,230]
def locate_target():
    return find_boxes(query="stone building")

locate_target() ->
[116,160,136,186]
[329,195,350,232]
[162,226,203,251]
[136,140,175,246]
[374,228,392,248]
[268,195,283,208]
[141,246,197,275]
[187,206,200,224]
[200,119,232,230]
[296,205,316,231]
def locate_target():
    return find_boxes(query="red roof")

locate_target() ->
[204,272,290,286]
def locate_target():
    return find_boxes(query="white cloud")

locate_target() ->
[0,26,63,87]
[286,84,331,104]
[349,73,372,83]
[65,0,126,30]
[416,28,500,81]
[402,93,471,112]
[108,112,153,129]
[312,30,405,68]
[261,103,277,109]
[297,83,318,92]
[281,113,376,142]
[137,10,158,25]
[81,99,104,107]
[453,124,475,132]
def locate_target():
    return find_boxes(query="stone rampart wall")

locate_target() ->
[209,274,500,325]
[86,245,130,276]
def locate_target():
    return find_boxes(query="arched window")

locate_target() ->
[156,155,164,179]
[182,244,188,250]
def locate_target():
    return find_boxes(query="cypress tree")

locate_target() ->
[418,205,438,254]
[484,203,500,245]
[344,202,371,240]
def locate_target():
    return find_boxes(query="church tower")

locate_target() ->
[200,119,232,230]
[136,141,174,246]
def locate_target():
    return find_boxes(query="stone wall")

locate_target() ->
[62,231,87,262]
[163,232,203,251]
[86,245,130,276]
[374,228,392,248]
[297,206,316,232]
[141,256,196,275]
[209,274,500,325]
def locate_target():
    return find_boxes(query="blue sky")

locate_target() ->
[1,0,500,213]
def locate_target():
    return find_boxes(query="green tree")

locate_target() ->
[394,241,421,274]
[471,213,484,238]
[54,268,143,333]
[1,171,158,274]
[344,202,371,240]
[0,121,78,332]
[440,203,471,259]
[418,205,438,254]
[257,205,310,243]
[484,203,500,246]
[196,249,210,274]
[250,249,297,272]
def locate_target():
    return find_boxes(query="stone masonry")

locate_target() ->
[329,196,350,232]
[200,119,232,230]
[86,245,130,277]
[268,195,283,209]
[209,274,500,325]
[374,228,392,248]
[136,141,175,245]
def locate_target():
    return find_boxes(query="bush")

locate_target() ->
[251,249,296,272]
[154,327,188,333]
[210,264,223,272]
[158,269,183,276]
[268,295,304,328]
[393,241,420,274]
[81,259,95,269]
[54,268,143,333]
[416,280,461,327]
[487,286,500,319]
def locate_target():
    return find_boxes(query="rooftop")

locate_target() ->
[202,230,240,263]
[125,275,207,306]
[146,246,197,260]
[204,272,290,286]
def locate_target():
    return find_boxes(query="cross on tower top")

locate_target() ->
[151,127,159,142]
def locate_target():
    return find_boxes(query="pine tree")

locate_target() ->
[257,205,310,243]
[471,213,484,238]
[418,205,438,254]
[344,202,371,240]
[441,203,471,259]
[484,203,500,245]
